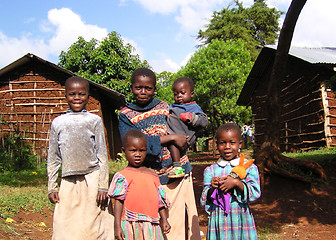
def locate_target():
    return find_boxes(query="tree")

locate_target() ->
[59,31,150,100]
[197,0,283,60]
[156,71,175,104]
[175,39,253,136]
[256,0,326,184]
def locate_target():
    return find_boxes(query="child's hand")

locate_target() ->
[180,112,192,123]
[97,190,108,209]
[114,226,125,240]
[219,176,239,193]
[48,192,59,204]
[161,218,171,234]
[211,176,221,188]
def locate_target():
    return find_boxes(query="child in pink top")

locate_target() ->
[108,129,171,240]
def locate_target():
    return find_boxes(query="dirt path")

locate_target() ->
[1,152,336,239]
[190,152,336,240]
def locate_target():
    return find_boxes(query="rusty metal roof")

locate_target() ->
[0,53,126,107]
[237,46,336,106]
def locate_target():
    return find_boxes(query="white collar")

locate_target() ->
[217,156,240,168]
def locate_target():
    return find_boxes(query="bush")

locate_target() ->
[0,118,38,172]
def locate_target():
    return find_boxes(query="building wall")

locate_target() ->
[251,56,333,152]
[0,62,120,161]
[322,88,336,147]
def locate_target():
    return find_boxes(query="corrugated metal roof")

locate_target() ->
[237,46,336,106]
[0,53,126,107]
[268,45,336,64]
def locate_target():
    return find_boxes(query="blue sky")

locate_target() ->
[1,0,335,73]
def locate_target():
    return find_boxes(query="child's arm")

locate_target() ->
[180,112,208,128]
[114,199,125,240]
[200,166,217,211]
[95,118,109,206]
[222,164,261,203]
[47,123,61,203]
[159,207,171,234]
[160,134,189,150]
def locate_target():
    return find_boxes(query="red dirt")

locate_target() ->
[1,152,336,239]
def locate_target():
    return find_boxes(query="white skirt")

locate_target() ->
[52,170,114,240]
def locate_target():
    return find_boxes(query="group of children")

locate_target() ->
[47,68,261,240]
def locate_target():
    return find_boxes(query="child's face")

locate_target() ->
[131,75,155,107]
[65,81,89,112]
[122,136,147,168]
[216,129,242,161]
[173,81,194,104]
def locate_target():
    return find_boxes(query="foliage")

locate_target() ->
[0,168,47,186]
[108,153,128,179]
[59,32,151,101]
[196,136,208,152]
[0,118,38,172]
[197,0,283,60]
[175,39,253,135]
[324,73,336,91]
[156,71,176,104]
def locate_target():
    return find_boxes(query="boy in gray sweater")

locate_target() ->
[47,76,113,239]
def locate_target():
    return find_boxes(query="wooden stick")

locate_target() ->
[0,109,99,115]
[0,88,65,93]
[0,96,66,101]
[4,103,68,106]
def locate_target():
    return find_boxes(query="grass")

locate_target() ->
[0,185,52,219]
[283,147,336,165]
[257,226,285,240]
[0,167,52,219]
[282,147,336,183]
[0,158,128,221]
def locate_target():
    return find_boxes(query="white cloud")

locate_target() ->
[0,31,49,67]
[122,36,144,58]
[181,52,193,66]
[291,0,336,47]
[46,8,108,54]
[149,51,194,73]
[0,8,115,67]
[267,0,336,47]
[175,5,213,32]
[150,58,180,73]
[128,0,182,14]
[126,0,227,32]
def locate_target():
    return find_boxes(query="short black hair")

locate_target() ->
[122,129,147,148]
[130,68,156,86]
[173,77,194,92]
[65,76,89,93]
[216,122,242,140]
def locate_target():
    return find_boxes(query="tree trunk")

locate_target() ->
[257,0,327,185]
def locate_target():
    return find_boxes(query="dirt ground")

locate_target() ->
[1,152,336,240]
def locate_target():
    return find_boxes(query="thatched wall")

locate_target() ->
[0,57,123,161]
[251,56,335,152]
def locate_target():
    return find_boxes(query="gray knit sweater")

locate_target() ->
[47,109,109,194]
